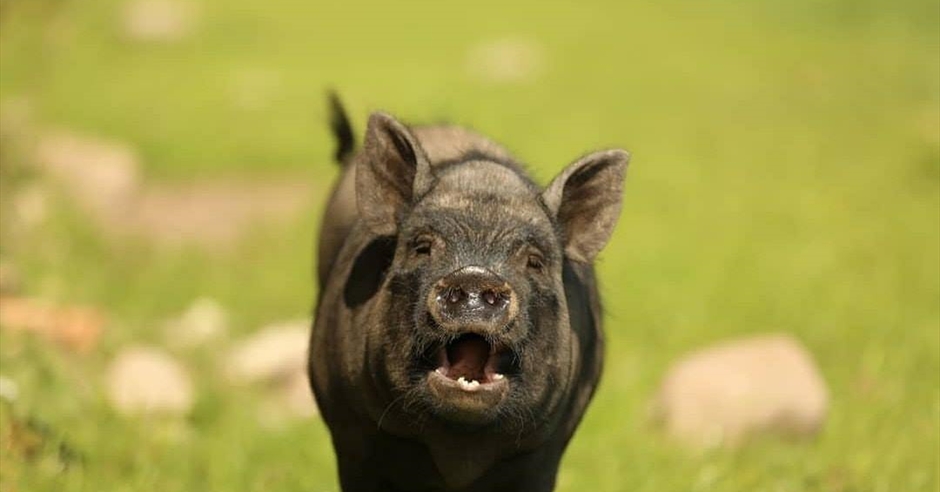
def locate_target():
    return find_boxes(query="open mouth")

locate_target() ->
[428,333,517,392]
[420,332,521,422]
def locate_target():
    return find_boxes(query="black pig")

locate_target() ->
[309,95,629,491]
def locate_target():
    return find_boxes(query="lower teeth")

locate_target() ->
[456,376,480,390]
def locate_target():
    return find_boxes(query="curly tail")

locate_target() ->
[328,91,355,164]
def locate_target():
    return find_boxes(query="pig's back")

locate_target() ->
[414,125,516,165]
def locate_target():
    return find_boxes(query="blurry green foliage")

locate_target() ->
[0,0,937,490]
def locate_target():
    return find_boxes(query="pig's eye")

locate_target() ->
[526,253,545,271]
[412,237,433,256]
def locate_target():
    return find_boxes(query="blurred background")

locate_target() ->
[0,0,937,490]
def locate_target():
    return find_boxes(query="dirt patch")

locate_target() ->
[132,178,313,248]
[31,129,316,249]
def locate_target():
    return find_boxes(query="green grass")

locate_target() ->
[1,0,938,490]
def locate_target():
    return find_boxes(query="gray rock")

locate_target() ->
[651,333,829,448]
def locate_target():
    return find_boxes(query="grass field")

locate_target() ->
[1,0,938,490]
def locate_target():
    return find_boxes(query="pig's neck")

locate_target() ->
[425,435,502,489]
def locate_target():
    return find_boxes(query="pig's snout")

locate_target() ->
[429,266,517,332]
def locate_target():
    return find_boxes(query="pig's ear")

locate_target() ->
[357,112,434,236]
[542,149,629,263]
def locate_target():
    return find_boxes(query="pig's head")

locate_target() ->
[350,112,628,435]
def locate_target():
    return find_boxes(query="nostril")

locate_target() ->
[444,287,465,305]
[482,290,495,306]
[481,290,500,307]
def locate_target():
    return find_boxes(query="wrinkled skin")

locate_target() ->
[310,102,629,492]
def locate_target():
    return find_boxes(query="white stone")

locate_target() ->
[165,297,227,347]
[0,376,19,403]
[107,346,194,416]
[225,320,310,383]
[465,38,544,85]
[651,333,829,448]
[122,0,198,42]
[283,370,318,418]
